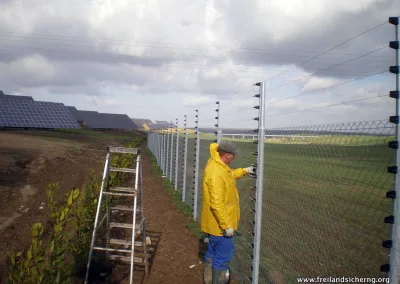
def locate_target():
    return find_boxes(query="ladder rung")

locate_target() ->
[108,147,138,154]
[110,187,137,193]
[108,254,145,264]
[93,246,131,253]
[110,239,145,246]
[109,167,137,173]
[103,192,136,197]
[110,222,140,230]
[110,205,139,212]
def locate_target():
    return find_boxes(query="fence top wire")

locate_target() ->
[259,21,388,85]
[263,45,389,94]
[267,70,389,106]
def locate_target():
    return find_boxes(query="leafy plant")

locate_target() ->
[7,185,80,284]
[7,137,143,283]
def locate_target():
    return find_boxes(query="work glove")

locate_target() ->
[245,166,255,174]
[224,227,234,237]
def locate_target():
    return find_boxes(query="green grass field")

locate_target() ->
[165,131,394,283]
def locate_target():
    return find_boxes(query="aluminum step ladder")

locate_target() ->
[85,146,149,284]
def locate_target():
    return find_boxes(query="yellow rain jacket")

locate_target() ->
[200,143,247,236]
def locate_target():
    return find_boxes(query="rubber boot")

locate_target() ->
[204,262,212,284]
[212,268,228,284]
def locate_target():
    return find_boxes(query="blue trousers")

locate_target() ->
[204,234,234,270]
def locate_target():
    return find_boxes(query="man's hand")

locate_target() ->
[245,166,255,174]
[224,227,234,237]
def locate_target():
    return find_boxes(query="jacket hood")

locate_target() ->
[209,143,230,171]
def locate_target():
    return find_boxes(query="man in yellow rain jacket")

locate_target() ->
[201,141,255,283]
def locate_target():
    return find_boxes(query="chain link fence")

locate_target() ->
[259,121,394,283]
[146,17,399,284]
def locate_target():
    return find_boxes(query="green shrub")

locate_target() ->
[7,137,143,283]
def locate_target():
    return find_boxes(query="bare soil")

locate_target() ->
[0,130,204,284]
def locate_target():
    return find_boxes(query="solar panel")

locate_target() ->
[75,110,100,125]
[87,113,138,130]
[66,106,82,121]
[0,94,34,101]
[0,99,80,129]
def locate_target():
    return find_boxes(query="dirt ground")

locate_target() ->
[0,129,204,284]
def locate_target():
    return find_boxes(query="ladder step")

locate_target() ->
[110,222,140,230]
[110,205,140,212]
[110,238,152,247]
[108,254,145,264]
[108,147,138,154]
[110,187,137,193]
[103,192,136,197]
[93,246,131,253]
[109,167,136,173]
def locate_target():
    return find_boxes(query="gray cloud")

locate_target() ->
[0,0,398,127]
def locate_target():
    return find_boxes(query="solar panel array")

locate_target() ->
[0,99,80,129]
[0,94,34,101]
[67,108,138,130]
[87,113,138,130]
[1,91,139,131]
[0,90,34,101]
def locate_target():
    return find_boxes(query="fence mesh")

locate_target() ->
[259,120,394,283]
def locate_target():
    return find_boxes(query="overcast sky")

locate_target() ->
[0,0,399,129]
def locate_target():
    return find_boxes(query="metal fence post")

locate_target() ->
[388,16,400,283]
[215,101,221,143]
[217,130,222,144]
[175,119,180,190]
[162,129,167,176]
[157,133,161,165]
[169,121,175,182]
[193,110,200,220]
[182,115,188,202]
[166,126,171,179]
[252,82,266,284]
[159,132,162,172]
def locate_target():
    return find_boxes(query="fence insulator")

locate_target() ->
[385,215,395,224]
[390,116,399,124]
[389,141,399,149]
[381,264,390,272]
[383,240,393,248]
[390,91,400,99]
[390,41,399,49]
[390,66,399,74]
[387,191,396,199]
[388,166,398,174]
